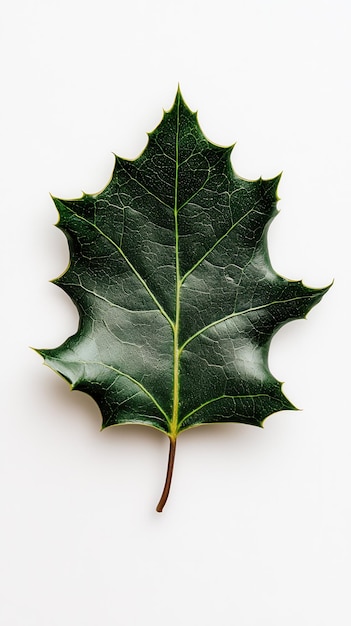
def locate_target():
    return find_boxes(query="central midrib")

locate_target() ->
[170,95,181,440]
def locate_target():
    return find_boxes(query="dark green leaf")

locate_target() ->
[37,89,329,509]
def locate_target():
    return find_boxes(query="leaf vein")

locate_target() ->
[63,281,158,314]
[62,204,174,329]
[91,361,171,423]
[181,206,256,283]
[180,295,317,351]
[177,149,231,212]
[117,159,173,210]
[179,393,277,427]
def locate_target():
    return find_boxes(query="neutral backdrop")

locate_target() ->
[1,1,349,624]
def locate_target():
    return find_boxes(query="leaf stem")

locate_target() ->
[156,437,177,512]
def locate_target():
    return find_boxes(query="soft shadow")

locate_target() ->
[178,420,260,448]
[33,358,169,455]
[34,365,102,433]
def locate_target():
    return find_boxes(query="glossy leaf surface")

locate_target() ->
[38,90,328,508]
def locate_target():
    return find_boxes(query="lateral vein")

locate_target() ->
[117,159,174,210]
[61,203,174,329]
[92,362,171,423]
[180,295,318,352]
[181,206,255,283]
[179,393,276,426]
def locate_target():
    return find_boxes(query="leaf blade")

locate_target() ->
[38,89,330,494]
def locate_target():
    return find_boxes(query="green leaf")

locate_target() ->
[37,89,329,510]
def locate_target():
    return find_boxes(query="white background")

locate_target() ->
[1,1,350,624]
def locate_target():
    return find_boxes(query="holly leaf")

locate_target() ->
[37,89,329,511]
